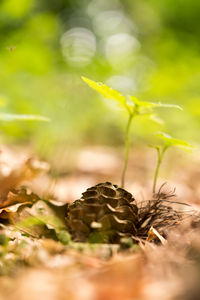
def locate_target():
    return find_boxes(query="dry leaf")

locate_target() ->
[0,189,40,220]
[0,188,39,209]
[147,226,167,245]
[0,157,49,203]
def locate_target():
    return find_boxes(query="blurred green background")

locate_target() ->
[0,0,200,158]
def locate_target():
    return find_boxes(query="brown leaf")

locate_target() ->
[0,189,39,209]
[0,189,39,220]
[0,157,49,203]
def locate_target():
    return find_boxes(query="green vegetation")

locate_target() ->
[151,132,193,193]
[82,77,183,188]
[0,0,199,155]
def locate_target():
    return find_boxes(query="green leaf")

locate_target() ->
[129,96,155,109]
[82,77,182,118]
[82,76,129,111]
[0,113,50,122]
[156,131,194,150]
[152,102,183,110]
[129,96,182,111]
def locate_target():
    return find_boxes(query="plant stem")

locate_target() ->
[152,145,168,194]
[121,113,134,188]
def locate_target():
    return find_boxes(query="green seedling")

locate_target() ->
[82,77,182,188]
[151,131,193,194]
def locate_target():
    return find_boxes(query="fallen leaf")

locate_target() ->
[147,226,167,245]
[0,157,49,203]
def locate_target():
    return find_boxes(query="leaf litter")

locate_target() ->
[0,147,200,299]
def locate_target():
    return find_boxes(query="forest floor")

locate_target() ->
[0,145,200,300]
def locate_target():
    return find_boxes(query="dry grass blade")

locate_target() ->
[137,184,196,239]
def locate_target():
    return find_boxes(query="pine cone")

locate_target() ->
[66,182,138,243]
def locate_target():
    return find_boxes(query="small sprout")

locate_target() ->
[82,77,182,188]
[156,131,193,150]
[152,131,193,194]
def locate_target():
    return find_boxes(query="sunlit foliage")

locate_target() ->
[0,0,199,152]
